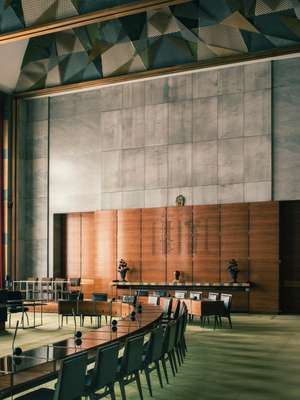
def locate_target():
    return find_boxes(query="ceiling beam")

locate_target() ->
[0,0,190,45]
[15,44,300,99]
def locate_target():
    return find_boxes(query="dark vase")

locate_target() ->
[119,270,127,282]
[230,270,238,283]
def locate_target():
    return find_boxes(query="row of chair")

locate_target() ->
[18,301,188,400]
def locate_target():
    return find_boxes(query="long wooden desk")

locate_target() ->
[0,304,162,399]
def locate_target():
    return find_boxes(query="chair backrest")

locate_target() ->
[162,297,173,316]
[208,292,219,301]
[175,315,184,345]
[155,290,167,297]
[7,291,23,306]
[69,291,83,301]
[122,295,137,305]
[91,344,119,390]
[145,325,164,364]
[136,290,149,297]
[179,301,188,316]
[148,296,159,305]
[190,291,202,300]
[92,293,108,301]
[220,293,232,313]
[120,334,144,375]
[174,291,187,299]
[163,321,177,353]
[54,352,87,400]
[173,299,181,320]
[69,277,81,287]
[58,300,78,315]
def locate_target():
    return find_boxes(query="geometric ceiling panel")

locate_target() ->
[0,0,300,93]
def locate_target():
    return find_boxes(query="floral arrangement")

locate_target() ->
[118,259,130,281]
[118,259,129,273]
[227,259,240,282]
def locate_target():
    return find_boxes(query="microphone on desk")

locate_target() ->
[111,319,118,332]
[72,308,82,346]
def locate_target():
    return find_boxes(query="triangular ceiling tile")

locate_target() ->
[221,11,258,33]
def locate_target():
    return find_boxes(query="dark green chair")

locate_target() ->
[17,352,88,400]
[218,293,233,329]
[117,334,145,400]
[142,325,164,397]
[84,343,119,400]
[160,320,178,382]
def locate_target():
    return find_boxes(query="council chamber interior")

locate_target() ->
[0,1,300,399]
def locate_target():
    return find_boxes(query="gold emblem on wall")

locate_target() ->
[176,194,185,207]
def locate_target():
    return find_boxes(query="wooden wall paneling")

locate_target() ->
[193,205,220,282]
[64,213,81,279]
[249,201,279,313]
[220,204,249,311]
[117,209,142,282]
[94,210,117,297]
[280,201,300,313]
[166,206,193,283]
[81,212,96,298]
[142,207,166,283]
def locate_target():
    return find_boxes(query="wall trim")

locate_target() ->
[15,45,300,100]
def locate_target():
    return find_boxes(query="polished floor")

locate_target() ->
[1,313,300,400]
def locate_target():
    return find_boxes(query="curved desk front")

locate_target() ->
[0,304,162,399]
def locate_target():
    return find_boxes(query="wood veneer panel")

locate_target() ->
[64,213,81,278]
[81,212,96,298]
[220,203,249,283]
[166,206,193,283]
[94,210,117,297]
[249,201,279,313]
[193,205,220,282]
[117,209,142,282]
[142,208,166,283]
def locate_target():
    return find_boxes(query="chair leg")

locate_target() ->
[25,312,29,326]
[119,378,126,400]
[168,352,176,377]
[109,383,116,400]
[228,315,232,329]
[155,361,163,388]
[182,335,187,353]
[214,316,217,330]
[176,347,182,366]
[135,371,144,400]
[144,366,153,397]
[161,358,169,384]
[171,349,178,372]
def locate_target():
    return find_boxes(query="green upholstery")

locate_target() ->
[17,352,88,400]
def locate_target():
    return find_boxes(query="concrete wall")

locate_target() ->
[273,57,300,200]
[17,57,300,278]
[17,98,48,278]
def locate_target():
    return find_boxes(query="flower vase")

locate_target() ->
[119,270,127,282]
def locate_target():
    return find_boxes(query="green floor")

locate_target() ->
[2,313,300,400]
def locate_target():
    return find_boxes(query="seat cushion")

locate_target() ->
[17,388,54,400]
